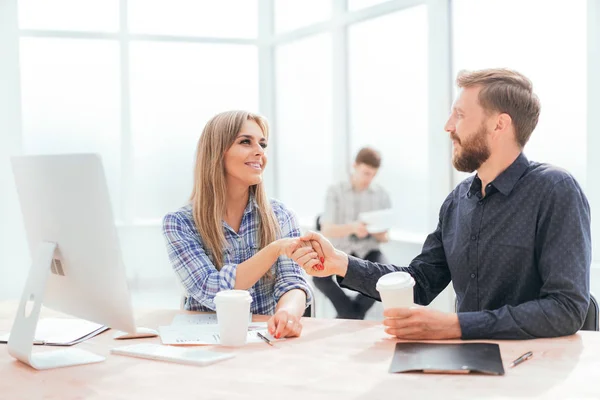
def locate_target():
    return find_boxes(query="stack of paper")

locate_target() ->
[170,313,266,330]
[159,313,280,345]
[0,318,109,346]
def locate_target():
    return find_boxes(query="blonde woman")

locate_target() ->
[163,110,316,339]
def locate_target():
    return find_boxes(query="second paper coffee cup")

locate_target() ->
[376,272,415,309]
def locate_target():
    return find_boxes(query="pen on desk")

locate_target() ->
[509,351,533,368]
[256,331,274,347]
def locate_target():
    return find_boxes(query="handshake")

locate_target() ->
[279,232,349,278]
[277,231,463,341]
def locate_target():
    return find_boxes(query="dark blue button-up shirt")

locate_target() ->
[340,153,591,339]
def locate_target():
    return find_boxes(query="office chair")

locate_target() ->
[581,294,599,331]
[301,215,323,318]
[302,288,316,318]
[454,293,599,332]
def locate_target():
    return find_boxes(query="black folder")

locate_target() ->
[390,342,505,375]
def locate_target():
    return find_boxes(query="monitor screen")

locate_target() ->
[11,153,136,333]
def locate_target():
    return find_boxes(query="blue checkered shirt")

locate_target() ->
[162,197,312,314]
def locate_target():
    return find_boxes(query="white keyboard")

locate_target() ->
[111,343,235,367]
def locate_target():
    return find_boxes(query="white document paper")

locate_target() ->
[170,313,267,331]
[171,313,219,325]
[158,324,278,345]
[358,208,395,233]
[0,318,108,346]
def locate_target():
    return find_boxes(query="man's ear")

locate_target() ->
[495,113,512,134]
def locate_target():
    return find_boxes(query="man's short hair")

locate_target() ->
[355,147,381,168]
[457,68,541,148]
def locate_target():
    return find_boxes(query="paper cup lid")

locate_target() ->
[214,290,252,304]
[376,272,415,292]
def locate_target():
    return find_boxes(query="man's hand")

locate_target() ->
[383,307,462,340]
[290,231,349,278]
[372,231,388,243]
[352,222,369,239]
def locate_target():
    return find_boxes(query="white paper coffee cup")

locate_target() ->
[214,290,252,347]
[376,272,415,309]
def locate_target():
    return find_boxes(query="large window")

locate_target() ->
[274,0,331,33]
[128,0,258,38]
[275,34,333,221]
[16,0,259,225]
[5,0,599,289]
[129,42,258,220]
[348,5,429,234]
[19,38,122,213]
[452,0,587,188]
[18,0,119,32]
[348,0,390,11]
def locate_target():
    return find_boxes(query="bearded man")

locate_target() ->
[293,68,591,340]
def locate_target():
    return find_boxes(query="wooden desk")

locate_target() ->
[1,302,600,400]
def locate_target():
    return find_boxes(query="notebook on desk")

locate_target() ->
[158,324,280,345]
[0,318,108,346]
[390,342,505,375]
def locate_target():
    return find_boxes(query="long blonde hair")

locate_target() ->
[190,110,280,269]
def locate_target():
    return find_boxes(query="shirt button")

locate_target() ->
[470,235,477,241]
[470,273,476,279]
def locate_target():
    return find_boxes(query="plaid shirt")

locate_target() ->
[162,197,312,315]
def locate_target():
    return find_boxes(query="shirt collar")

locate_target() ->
[221,192,258,235]
[466,153,529,198]
[490,153,530,196]
[244,191,259,215]
[220,192,258,226]
[343,179,375,193]
[466,176,481,199]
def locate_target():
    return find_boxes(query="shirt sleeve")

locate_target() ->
[272,204,313,307]
[339,195,453,304]
[458,177,591,339]
[320,185,338,225]
[380,188,392,209]
[162,212,238,311]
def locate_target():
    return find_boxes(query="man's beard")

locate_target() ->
[451,125,491,173]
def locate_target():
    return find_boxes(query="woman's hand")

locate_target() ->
[276,238,321,267]
[273,238,300,258]
[267,309,303,339]
[291,231,349,277]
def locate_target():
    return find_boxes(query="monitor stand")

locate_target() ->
[7,242,105,370]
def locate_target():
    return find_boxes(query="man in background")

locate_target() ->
[314,147,391,319]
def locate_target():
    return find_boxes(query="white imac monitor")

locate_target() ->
[9,154,136,370]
